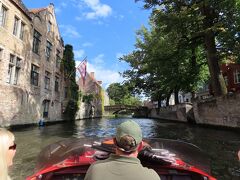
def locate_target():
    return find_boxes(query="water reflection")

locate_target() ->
[9,117,240,180]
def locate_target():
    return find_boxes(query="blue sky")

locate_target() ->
[22,0,151,88]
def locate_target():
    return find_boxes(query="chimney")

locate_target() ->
[90,72,95,79]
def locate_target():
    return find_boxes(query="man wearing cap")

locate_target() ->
[84,120,160,180]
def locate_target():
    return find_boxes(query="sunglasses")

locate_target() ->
[9,143,17,150]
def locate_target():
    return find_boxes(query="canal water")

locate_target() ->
[9,117,240,180]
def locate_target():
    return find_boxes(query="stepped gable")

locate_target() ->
[10,0,31,20]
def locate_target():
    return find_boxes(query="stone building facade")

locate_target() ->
[76,72,109,119]
[0,0,66,126]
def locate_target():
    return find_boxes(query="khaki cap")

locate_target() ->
[116,120,142,145]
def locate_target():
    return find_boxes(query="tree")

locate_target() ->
[62,44,79,119]
[106,83,128,104]
[136,0,240,96]
[121,23,209,105]
[106,83,142,106]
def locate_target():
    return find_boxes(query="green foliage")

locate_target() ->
[106,83,142,106]
[121,23,209,104]
[62,44,79,119]
[64,99,78,120]
[109,99,115,105]
[124,0,240,99]
[121,95,142,106]
[82,94,94,104]
[106,83,128,104]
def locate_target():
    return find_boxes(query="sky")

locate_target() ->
[22,0,151,89]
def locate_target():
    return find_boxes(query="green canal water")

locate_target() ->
[9,117,240,180]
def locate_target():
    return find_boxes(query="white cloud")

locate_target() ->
[114,14,124,21]
[59,25,81,38]
[87,62,123,88]
[83,0,112,19]
[60,2,67,7]
[93,54,104,64]
[82,42,93,47]
[75,55,124,88]
[55,2,68,14]
[74,49,85,59]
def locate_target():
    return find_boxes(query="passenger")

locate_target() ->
[84,120,160,180]
[0,128,16,180]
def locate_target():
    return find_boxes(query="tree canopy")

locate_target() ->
[120,0,240,105]
[134,0,240,96]
[106,83,142,106]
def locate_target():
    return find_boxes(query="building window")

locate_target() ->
[224,76,228,86]
[7,64,14,83]
[10,54,14,63]
[43,100,50,118]
[32,30,41,54]
[0,48,3,60]
[55,76,59,92]
[234,70,240,84]
[31,64,39,86]
[0,5,7,27]
[47,21,52,32]
[46,41,52,61]
[13,57,21,85]
[19,22,25,40]
[44,71,51,90]
[13,16,20,36]
[56,49,61,68]
[7,54,21,84]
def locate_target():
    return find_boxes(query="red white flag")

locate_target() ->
[77,58,87,86]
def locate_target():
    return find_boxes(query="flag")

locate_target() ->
[77,58,87,86]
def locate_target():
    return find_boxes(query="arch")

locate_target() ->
[32,15,42,26]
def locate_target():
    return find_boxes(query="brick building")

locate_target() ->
[77,72,109,118]
[0,0,67,126]
[221,63,240,92]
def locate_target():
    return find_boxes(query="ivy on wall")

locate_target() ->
[62,44,79,120]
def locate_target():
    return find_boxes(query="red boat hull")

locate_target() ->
[26,138,216,180]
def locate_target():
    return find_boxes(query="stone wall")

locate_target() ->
[148,103,193,122]
[0,2,66,126]
[75,102,102,119]
[193,93,240,128]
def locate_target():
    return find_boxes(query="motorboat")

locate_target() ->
[26,138,217,180]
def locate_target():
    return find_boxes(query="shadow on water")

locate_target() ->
[9,117,240,180]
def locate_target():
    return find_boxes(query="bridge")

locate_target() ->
[104,105,148,117]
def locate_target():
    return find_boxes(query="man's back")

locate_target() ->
[84,154,160,180]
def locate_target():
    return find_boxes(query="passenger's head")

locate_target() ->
[115,120,142,154]
[0,128,16,180]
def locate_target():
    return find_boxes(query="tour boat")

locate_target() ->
[26,138,217,180]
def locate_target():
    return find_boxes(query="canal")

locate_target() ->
[9,117,240,180]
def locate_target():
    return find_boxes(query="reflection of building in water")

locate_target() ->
[0,1,67,126]
[77,72,109,119]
